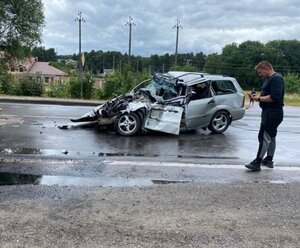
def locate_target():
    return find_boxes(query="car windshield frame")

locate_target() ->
[131,74,180,98]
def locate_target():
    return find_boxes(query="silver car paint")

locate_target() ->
[144,104,183,135]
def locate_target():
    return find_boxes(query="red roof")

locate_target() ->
[27,62,67,76]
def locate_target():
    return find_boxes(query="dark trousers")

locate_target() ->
[256,108,284,159]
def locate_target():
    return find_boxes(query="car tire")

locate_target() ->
[208,111,231,134]
[115,113,141,136]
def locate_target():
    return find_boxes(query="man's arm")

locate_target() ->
[251,95,273,102]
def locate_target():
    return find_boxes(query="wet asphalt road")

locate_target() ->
[0,100,299,186]
[1,100,300,248]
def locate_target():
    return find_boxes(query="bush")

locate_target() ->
[45,84,70,98]
[284,73,300,94]
[19,76,44,96]
[0,71,15,94]
[68,74,95,99]
[101,65,151,99]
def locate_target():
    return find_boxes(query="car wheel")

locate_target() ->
[115,113,141,136]
[208,111,231,134]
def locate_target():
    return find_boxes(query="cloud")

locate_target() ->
[41,0,300,56]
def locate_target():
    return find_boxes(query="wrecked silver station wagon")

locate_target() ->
[59,71,245,136]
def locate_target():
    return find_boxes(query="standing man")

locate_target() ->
[245,61,285,171]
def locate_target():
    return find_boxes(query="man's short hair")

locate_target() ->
[255,60,273,70]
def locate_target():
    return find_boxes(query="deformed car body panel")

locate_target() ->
[144,104,183,135]
[185,97,216,129]
[124,101,151,113]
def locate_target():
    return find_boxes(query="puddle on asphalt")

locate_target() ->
[268,180,288,184]
[98,152,160,157]
[253,180,289,185]
[0,172,190,187]
[0,147,162,157]
[151,179,191,184]
[0,147,42,155]
[0,147,237,160]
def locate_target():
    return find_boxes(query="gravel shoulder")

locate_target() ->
[0,182,299,248]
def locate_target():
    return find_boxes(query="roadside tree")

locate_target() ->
[0,0,45,92]
[0,0,45,59]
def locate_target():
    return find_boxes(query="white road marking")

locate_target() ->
[106,160,300,171]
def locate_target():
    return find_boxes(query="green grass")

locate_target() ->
[285,93,300,106]
[245,91,300,107]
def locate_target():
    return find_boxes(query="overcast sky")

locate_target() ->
[41,0,300,57]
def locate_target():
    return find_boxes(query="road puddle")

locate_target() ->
[151,179,191,184]
[0,172,190,187]
[0,147,42,155]
[98,152,160,157]
[0,147,238,159]
[0,147,161,157]
[0,172,152,187]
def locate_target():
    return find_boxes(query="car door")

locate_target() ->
[184,80,216,129]
[144,103,183,135]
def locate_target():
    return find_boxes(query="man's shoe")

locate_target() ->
[261,158,274,168]
[245,159,261,171]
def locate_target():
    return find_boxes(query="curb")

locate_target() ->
[0,96,104,106]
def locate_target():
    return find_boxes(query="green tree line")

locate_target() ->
[2,39,300,99]
[47,39,300,94]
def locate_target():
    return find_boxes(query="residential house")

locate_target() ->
[26,61,68,84]
[8,56,68,85]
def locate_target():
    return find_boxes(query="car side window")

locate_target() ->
[211,80,237,95]
[189,81,210,101]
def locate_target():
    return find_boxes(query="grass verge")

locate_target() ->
[245,92,300,107]
[284,93,300,106]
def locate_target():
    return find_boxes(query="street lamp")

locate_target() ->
[75,12,85,99]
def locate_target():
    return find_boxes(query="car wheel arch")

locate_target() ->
[207,110,232,134]
[114,112,142,136]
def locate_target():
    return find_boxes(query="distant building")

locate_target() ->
[9,56,37,74]
[27,61,68,84]
[65,59,78,67]
[1,53,108,88]
[103,69,115,76]
[94,77,105,88]
[7,56,68,84]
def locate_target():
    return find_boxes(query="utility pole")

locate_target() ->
[125,16,136,63]
[173,19,183,67]
[112,55,115,71]
[75,12,85,99]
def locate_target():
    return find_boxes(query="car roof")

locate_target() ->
[163,71,236,86]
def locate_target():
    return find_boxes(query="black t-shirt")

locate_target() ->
[259,72,285,109]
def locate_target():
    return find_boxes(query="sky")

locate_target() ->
[41,0,300,57]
